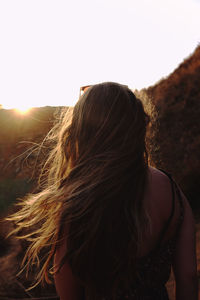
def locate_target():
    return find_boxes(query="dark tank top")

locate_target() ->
[104,171,184,300]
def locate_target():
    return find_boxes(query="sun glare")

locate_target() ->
[14,107,32,115]
[1,103,33,114]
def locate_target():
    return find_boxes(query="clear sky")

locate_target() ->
[0,0,200,110]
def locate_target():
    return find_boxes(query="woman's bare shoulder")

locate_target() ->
[146,166,173,221]
[148,166,172,191]
[148,165,169,177]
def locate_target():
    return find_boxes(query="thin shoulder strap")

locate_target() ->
[159,169,184,227]
[172,178,184,232]
[155,169,176,246]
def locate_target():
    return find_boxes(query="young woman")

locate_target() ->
[10,82,198,300]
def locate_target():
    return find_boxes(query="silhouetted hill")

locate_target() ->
[0,106,63,213]
[0,106,59,179]
[138,45,200,209]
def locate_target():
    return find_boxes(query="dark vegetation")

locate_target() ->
[0,45,200,299]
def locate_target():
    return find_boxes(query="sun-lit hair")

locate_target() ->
[8,82,150,299]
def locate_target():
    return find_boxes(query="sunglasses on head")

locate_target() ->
[79,85,92,97]
[79,84,129,98]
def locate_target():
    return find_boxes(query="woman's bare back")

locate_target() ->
[137,167,198,300]
[139,167,179,257]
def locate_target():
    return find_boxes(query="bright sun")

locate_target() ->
[14,107,32,115]
[1,103,32,114]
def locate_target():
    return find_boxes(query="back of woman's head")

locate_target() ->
[67,82,148,165]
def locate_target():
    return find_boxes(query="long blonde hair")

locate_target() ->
[9,82,150,299]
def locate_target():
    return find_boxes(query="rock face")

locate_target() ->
[139,45,200,209]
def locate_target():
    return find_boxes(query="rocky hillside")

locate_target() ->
[0,106,61,212]
[0,106,60,176]
[138,45,200,210]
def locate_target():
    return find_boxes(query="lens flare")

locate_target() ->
[14,107,31,115]
[1,103,32,114]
